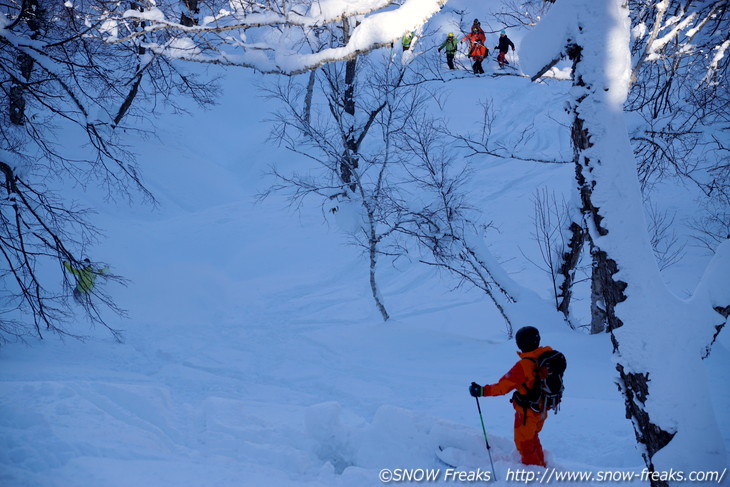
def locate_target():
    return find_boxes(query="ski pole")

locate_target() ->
[475,396,497,481]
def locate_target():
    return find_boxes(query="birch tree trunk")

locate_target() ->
[523,1,729,483]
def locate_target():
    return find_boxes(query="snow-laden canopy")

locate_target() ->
[99,0,448,74]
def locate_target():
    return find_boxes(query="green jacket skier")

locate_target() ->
[402,32,415,51]
[64,258,108,301]
[438,33,459,70]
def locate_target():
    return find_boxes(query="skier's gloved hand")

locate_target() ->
[469,382,483,397]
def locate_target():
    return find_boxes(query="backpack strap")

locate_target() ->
[511,357,539,425]
[521,357,539,394]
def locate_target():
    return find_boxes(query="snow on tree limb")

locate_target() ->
[647,11,697,58]
[117,0,396,32]
[704,39,730,85]
[525,0,729,91]
[100,0,447,75]
[631,0,729,87]
[518,0,573,80]
[693,239,730,314]
[691,238,730,357]
[629,0,669,82]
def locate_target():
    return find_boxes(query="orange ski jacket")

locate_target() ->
[462,30,486,46]
[481,346,553,397]
[469,43,487,61]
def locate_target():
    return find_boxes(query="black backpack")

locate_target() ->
[512,350,567,416]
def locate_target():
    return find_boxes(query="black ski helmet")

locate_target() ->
[515,326,540,352]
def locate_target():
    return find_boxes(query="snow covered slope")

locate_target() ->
[1,5,728,487]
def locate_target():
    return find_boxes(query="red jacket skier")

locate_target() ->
[469,326,550,467]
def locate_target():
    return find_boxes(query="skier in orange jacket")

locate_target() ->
[462,26,486,46]
[469,40,488,74]
[461,26,486,57]
[469,326,551,467]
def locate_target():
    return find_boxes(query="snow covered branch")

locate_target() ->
[629,1,727,76]
[95,0,447,75]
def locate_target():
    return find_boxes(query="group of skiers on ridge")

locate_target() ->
[435,19,516,73]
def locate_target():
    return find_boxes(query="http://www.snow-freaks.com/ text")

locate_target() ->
[378,466,727,483]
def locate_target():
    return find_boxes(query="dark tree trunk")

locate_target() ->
[130,2,147,55]
[9,85,26,125]
[113,74,143,126]
[556,221,585,318]
[590,249,627,333]
[338,20,358,191]
[111,2,147,127]
[303,70,317,125]
[344,58,356,116]
[340,142,359,192]
[616,365,675,487]
[22,0,43,35]
[568,43,627,335]
[9,0,44,125]
[341,19,357,116]
[180,0,199,27]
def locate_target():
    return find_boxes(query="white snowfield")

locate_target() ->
[1,1,728,486]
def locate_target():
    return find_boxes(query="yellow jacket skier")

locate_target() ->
[64,258,107,302]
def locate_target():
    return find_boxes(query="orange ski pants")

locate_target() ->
[513,406,546,467]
